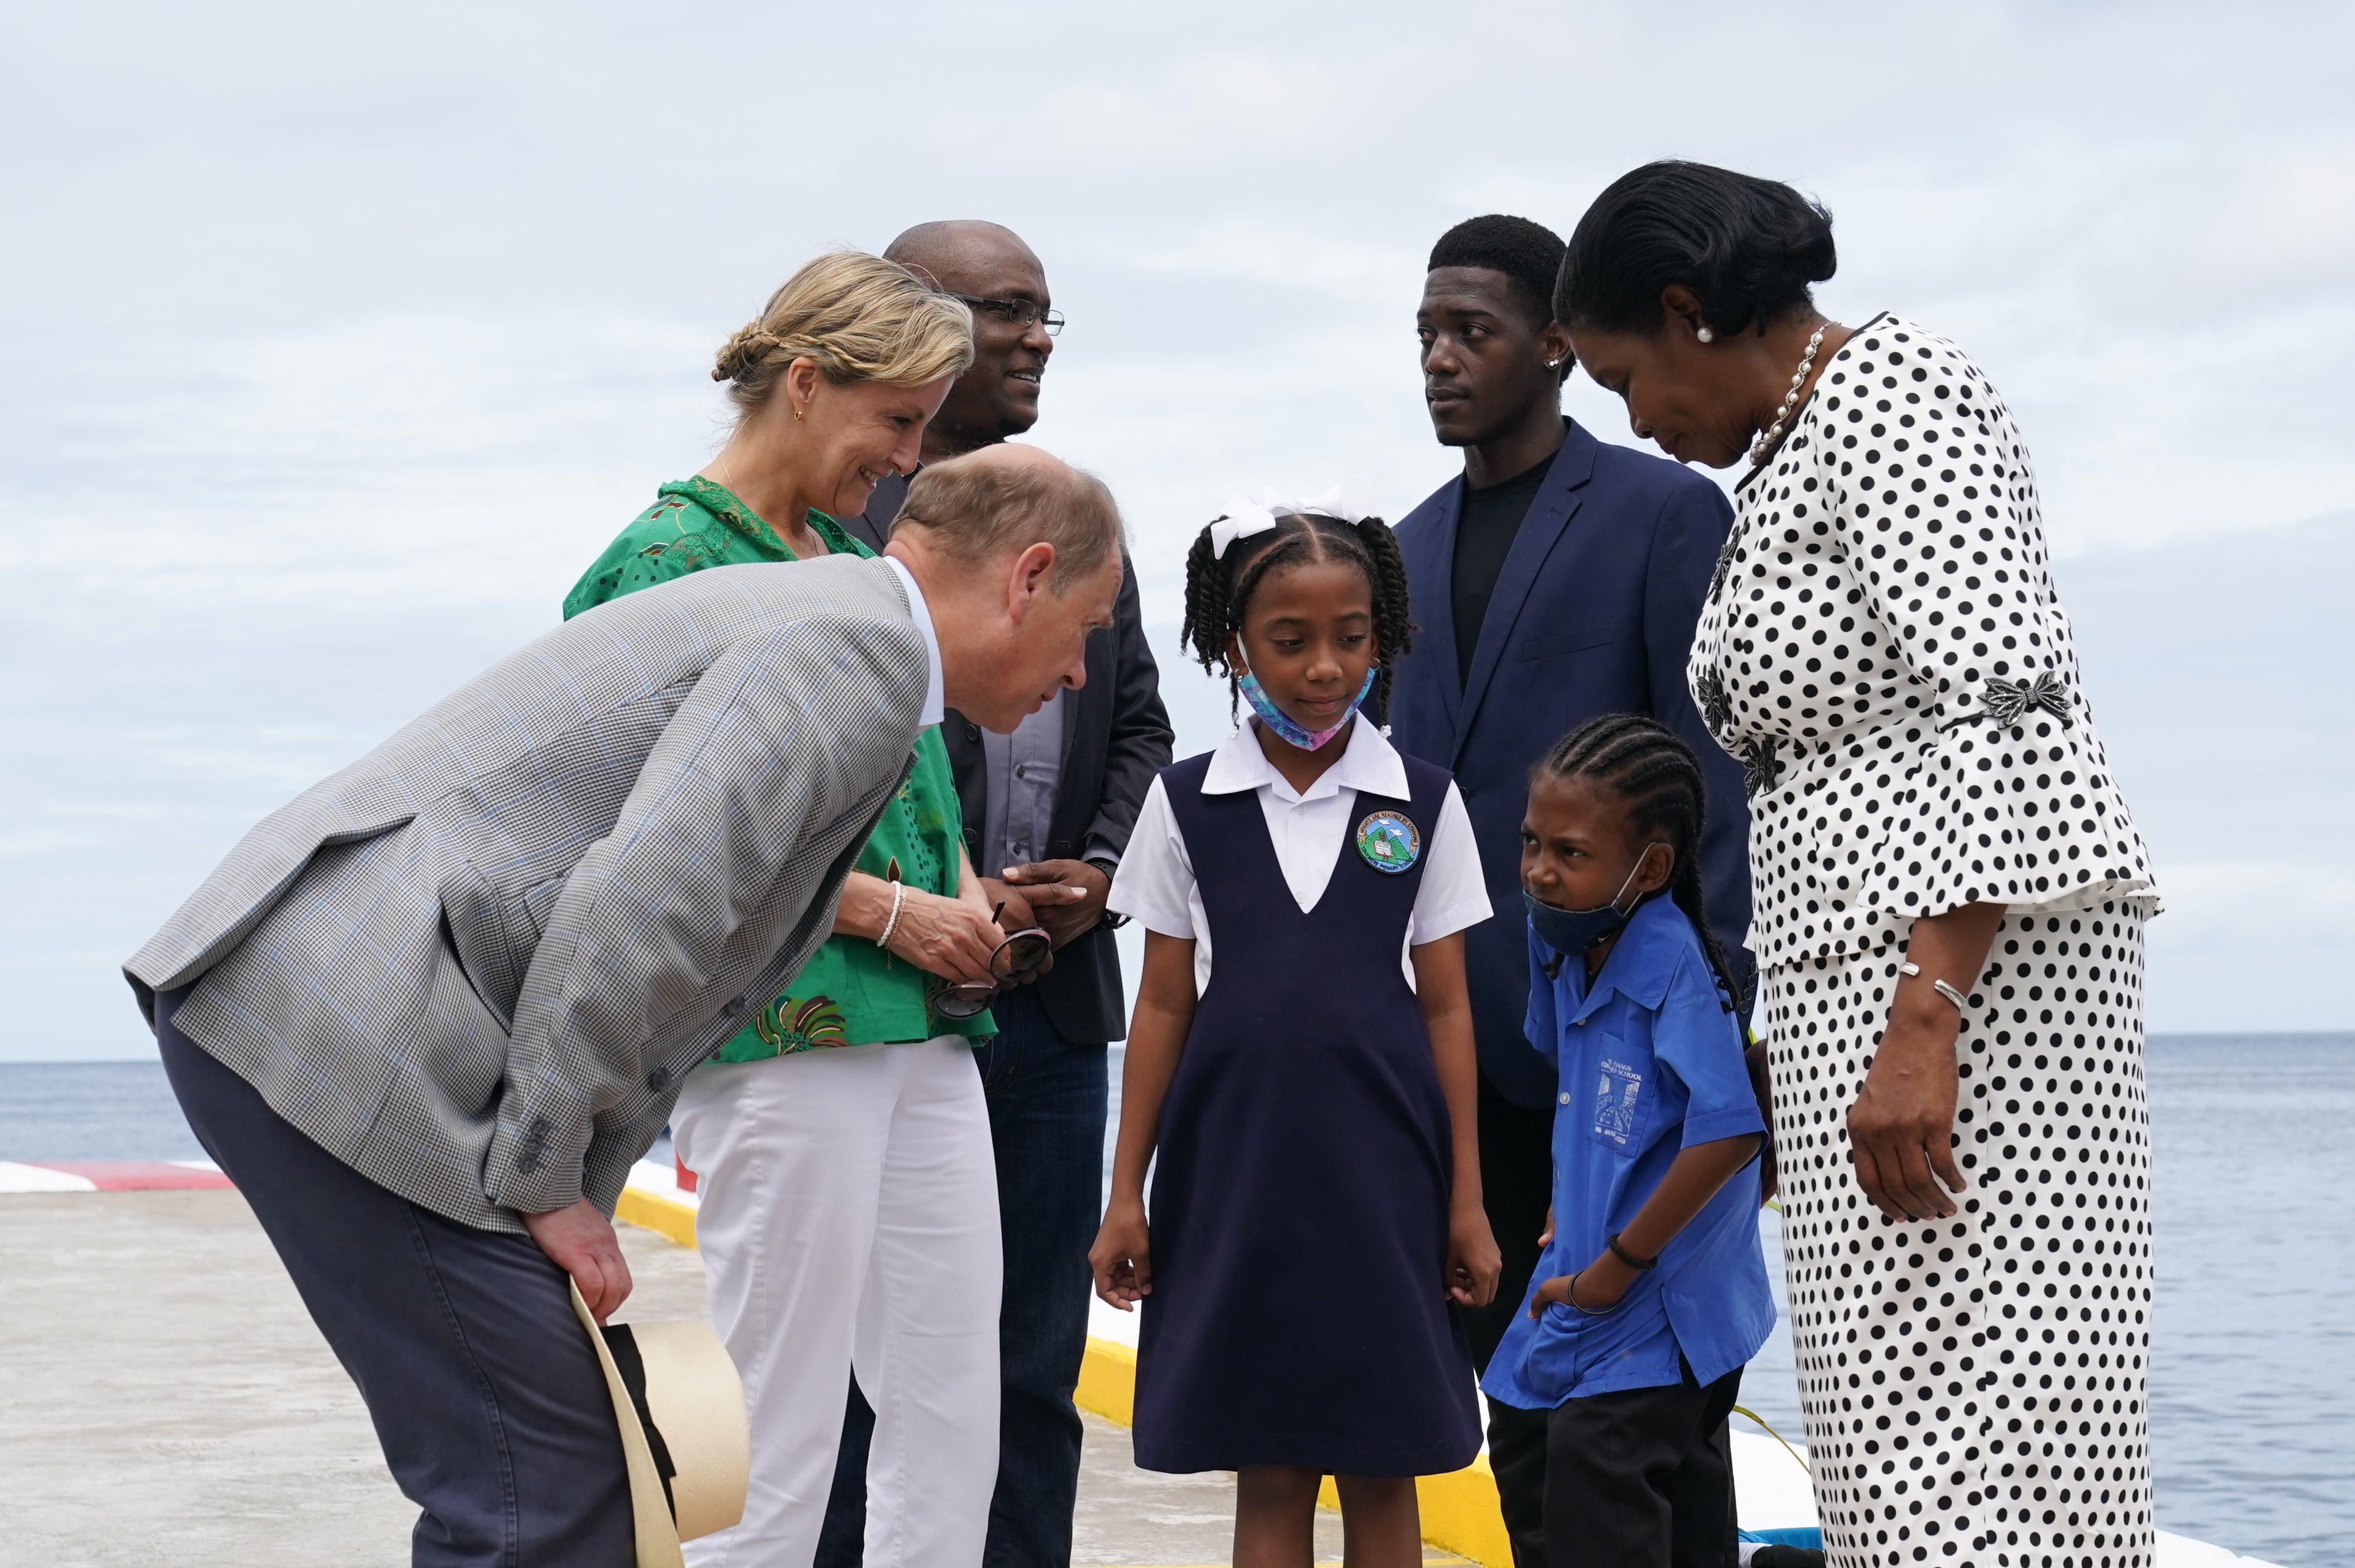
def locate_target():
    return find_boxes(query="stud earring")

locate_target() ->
[1696,326,1715,344]
[1545,358,1562,368]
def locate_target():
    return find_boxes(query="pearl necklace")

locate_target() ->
[1748,323,1828,468]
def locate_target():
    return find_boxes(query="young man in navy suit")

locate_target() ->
[1388,215,1756,1568]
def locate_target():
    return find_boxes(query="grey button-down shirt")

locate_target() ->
[981,689,1064,874]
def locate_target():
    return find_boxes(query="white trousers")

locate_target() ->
[673,1037,1002,1568]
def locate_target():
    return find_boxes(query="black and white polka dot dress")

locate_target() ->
[1687,316,2161,1567]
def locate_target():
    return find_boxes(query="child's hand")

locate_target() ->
[1090,1199,1153,1310]
[1528,1258,1635,1317]
[1537,1205,1554,1248]
[1445,1204,1502,1308]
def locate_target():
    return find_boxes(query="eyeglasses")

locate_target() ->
[931,911,1054,1020]
[954,294,1065,337]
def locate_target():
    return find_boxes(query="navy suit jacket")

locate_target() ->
[1389,418,1754,1108]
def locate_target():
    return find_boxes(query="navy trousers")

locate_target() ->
[157,991,635,1568]
[815,984,1108,1568]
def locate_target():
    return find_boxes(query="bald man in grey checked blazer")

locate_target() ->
[126,447,1125,1567]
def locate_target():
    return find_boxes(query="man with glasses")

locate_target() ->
[830,221,1173,1568]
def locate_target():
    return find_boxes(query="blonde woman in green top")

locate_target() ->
[566,251,1022,1566]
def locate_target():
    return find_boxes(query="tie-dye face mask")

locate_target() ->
[1239,668,1377,751]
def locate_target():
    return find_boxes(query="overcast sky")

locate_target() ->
[5,0,2351,1058]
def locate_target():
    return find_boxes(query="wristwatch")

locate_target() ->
[1086,855,1126,929]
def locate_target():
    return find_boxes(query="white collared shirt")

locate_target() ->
[879,554,945,727]
[1108,714,1490,993]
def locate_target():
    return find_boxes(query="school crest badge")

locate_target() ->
[1355,810,1420,874]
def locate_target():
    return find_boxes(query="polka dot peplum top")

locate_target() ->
[1688,314,2159,969]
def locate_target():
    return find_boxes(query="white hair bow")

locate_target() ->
[1207,486,1367,559]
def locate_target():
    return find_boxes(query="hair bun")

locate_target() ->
[1782,204,1837,286]
[711,326,774,385]
[1558,160,1837,337]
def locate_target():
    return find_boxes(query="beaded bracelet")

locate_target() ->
[1606,1231,1658,1271]
[876,879,908,951]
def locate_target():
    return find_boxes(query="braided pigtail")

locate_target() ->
[1348,515,1417,722]
[1179,524,1237,712]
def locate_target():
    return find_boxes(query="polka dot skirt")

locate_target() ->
[1765,909,2153,1567]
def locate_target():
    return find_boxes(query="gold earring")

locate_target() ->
[793,405,804,421]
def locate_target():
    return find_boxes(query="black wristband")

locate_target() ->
[1086,856,1127,929]
[1606,1231,1658,1270]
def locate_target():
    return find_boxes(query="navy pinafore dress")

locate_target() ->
[1133,748,1482,1477]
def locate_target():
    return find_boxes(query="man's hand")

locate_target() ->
[975,878,1054,985]
[1001,859,1110,948]
[524,1198,633,1323]
[976,877,1040,935]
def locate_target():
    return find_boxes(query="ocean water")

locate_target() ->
[7,1035,2346,1565]
[1107,1034,2353,1568]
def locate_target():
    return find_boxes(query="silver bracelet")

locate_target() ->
[1567,1271,1621,1317]
[1899,960,1969,1014]
[876,880,908,950]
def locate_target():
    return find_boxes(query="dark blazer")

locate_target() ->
[843,474,1174,1044]
[1388,419,1754,1108]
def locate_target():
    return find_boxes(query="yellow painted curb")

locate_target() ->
[616,1183,697,1249]
[1074,1335,1137,1427]
[1077,1337,1509,1567]
[618,1184,1510,1566]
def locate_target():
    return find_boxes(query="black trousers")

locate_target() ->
[158,993,635,1568]
[1542,1362,1742,1568]
[1461,1070,1558,1568]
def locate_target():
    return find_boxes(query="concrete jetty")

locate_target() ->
[0,1188,1469,1566]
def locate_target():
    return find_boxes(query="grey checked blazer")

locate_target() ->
[126,554,928,1232]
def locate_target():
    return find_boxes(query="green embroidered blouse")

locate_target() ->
[563,475,993,1055]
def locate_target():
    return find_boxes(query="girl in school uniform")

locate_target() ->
[1484,713,1777,1568]
[1090,496,1501,1568]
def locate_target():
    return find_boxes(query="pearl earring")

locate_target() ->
[1696,326,1715,344]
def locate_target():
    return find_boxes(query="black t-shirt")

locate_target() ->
[1450,457,1552,687]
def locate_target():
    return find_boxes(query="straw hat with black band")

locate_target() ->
[569,1283,750,1568]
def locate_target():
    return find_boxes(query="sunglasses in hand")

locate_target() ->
[933,905,1053,1020]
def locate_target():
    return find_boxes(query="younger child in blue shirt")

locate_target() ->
[1484,714,1775,1568]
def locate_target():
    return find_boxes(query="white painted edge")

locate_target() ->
[626,1159,699,1210]
[2155,1532,2287,1567]
[0,1162,98,1193]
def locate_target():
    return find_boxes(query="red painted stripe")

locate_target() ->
[33,1162,235,1191]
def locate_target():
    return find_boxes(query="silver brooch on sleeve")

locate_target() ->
[1954,670,2074,731]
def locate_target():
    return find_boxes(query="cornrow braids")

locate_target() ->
[1180,511,1417,722]
[1535,713,1751,1016]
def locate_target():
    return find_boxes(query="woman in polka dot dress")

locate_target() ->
[1558,160,2161,1568]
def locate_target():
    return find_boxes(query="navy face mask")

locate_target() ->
[1523,847,1662,958]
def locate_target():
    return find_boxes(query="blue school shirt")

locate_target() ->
[1482,895,1775,1408]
